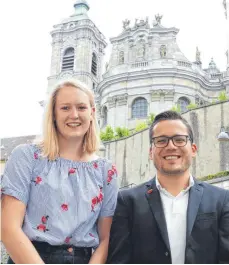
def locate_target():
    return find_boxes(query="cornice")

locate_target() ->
[97,68,224,94]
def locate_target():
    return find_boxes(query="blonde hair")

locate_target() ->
[38,79,100,160]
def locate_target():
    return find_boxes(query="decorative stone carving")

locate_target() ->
[122,19,130,30]
[160,45,167,58]
[119,51,124,64]
[153,14,163,26]
[134,17,149,28]
[195,47,201,63]
[136,40,146,59]
[151,89,175,101]
[117,94,128,106]
[107,96,116,108]
[223,0,227,19]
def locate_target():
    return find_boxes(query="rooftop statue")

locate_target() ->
[122,19,130,30]
[134,17,149,28]
[153,14,163,26]
[196,47,201,62]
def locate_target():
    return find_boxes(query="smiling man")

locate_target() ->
[107,111,229,264]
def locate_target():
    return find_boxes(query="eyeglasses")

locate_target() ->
[152,135,191,148]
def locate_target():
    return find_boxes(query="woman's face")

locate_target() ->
[54,86,93,141]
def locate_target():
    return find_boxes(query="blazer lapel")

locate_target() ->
[186,182,203,238]
[145,179,170,251]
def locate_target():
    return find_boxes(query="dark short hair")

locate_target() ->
[149,111,194,146]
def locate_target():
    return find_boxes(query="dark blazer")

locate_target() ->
[107,178,229,264]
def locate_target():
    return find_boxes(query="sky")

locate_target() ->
[0,0,228,138]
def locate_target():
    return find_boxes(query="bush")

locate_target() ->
[100,126,115,141]
[171,104,181,113]
[135,121,148,132]
[187,103,198,110]
[218,91,228,101]
[199,171,229,181]
[147,113,155,125]
[115,127,130,139]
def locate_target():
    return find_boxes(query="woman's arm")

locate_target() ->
[1,195,44,264]
[89,217,112,264]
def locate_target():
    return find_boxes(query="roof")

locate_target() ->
[0,135,37,161]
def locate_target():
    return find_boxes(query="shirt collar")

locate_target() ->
[155,174,194,192]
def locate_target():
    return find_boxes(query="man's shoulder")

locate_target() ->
[196,179,228,196]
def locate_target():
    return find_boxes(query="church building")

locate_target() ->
[47,0,229,129]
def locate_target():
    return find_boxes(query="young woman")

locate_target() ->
[1,80,118,264]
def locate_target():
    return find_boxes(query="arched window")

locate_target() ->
[178,97,190,113]
[62,47,74,71]
[132,97,148,118]
[119,51,124,64]
[91,53,97,76]
[103,106,108,126]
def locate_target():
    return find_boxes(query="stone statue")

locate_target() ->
[134,18,147,28]
[105,62,109,71]
[160,45,166,58]
[122,19,130,30]
[223,0,227,19]
[196,46,201,62]
[137,41,145,58]
[154,14,163,26]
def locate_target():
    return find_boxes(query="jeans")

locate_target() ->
[7,241,92,264]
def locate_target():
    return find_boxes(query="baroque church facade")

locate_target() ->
[47,0,229,129]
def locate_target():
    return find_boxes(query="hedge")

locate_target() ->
[200,171,229,181]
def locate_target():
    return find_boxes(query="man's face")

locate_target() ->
[149,120,197,176]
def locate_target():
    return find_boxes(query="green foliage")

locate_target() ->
[211,99,217,104]
[147,113,155,125]
[187,103,198,110]
[218,91,228,101]
[171,104,181,113]
[135,121,148,132]
[115,127,130,139]
[199,171,229,181]
[100,126,115,141]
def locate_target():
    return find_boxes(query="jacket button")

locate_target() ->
[165,252,169,256]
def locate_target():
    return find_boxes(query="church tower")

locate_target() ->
[47,0,107,94]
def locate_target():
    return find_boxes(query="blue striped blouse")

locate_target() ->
[1,144,118,248]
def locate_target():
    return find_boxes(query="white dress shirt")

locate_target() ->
[156,176,194,264]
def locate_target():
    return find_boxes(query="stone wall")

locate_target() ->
[99,101,229,187]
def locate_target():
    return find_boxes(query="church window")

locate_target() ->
[119,51,124,64]
[177,97,190,113]
[103,106,108,126]
[132,97,148,118]
[62,47,75,71]
[91,53,97,76]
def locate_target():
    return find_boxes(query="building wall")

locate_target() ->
[98,101,229,187]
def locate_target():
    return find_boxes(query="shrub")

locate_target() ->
[187,103,198,110]
[115,127,130,139]
[199,171,229,181]
[218,91,228,101]
[147,113,155,125]
[100,126,115,141]
[171,104,181,113]
[135,121,148,132]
